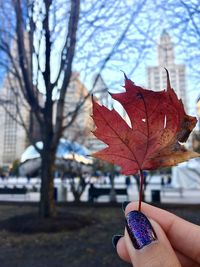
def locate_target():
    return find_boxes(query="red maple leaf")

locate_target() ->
[92,71,199,175]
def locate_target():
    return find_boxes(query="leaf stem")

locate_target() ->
[138,169,144,211]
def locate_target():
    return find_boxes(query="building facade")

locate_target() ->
[147,30,187,108]
[62,72,93,145]
[0,71,108,166]
[62,73,109,153]
[0,77,29,167]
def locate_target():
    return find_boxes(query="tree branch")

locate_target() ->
[53,0,80,145]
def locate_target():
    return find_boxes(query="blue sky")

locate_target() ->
[73,0,200,119]
[78,32,199,118]
[76,0,200,118]
[1,0,199,119]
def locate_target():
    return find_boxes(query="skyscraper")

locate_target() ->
[62,73,110,153]
[0,71,102,167]
[147,30,187,108]
[62,72,92,145]
[0,77,29,166]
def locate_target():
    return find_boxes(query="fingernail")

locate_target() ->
[126,211,157,250]
[112,235,123,249]
[122,201,130,212]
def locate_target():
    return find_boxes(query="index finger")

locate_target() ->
[125,202,200,264]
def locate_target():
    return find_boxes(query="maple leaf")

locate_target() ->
[91,70,199,175]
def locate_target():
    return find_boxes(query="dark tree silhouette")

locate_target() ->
[0,0,160,217]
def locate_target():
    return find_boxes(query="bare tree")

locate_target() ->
[0,0,160,218]
[0,0,80,218]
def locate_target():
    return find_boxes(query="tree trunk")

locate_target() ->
[109,173,116,203]
[70,175,86,202]
[39,149,56,218]
[73,192,81,202]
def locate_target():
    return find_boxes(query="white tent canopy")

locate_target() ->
[171,158,200,189]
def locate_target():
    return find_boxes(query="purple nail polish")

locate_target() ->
[126,211,157,250]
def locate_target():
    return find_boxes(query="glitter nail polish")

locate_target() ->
[126,210,157,249]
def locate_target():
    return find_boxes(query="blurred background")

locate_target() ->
[0,0,199,266]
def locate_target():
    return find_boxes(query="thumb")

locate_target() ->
[125,211,181,267]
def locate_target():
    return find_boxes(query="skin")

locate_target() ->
[116,202,200,267]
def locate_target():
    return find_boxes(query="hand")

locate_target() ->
[113,202,200,267]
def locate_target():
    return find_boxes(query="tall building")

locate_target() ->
[147,30,187,108]
[0,71,107,166]
[0,32,31,167]
[62,72,93,145]
[87,74,110,153]
[0,29,110,166]
[0,76,29,166]
[62,73,109,153]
